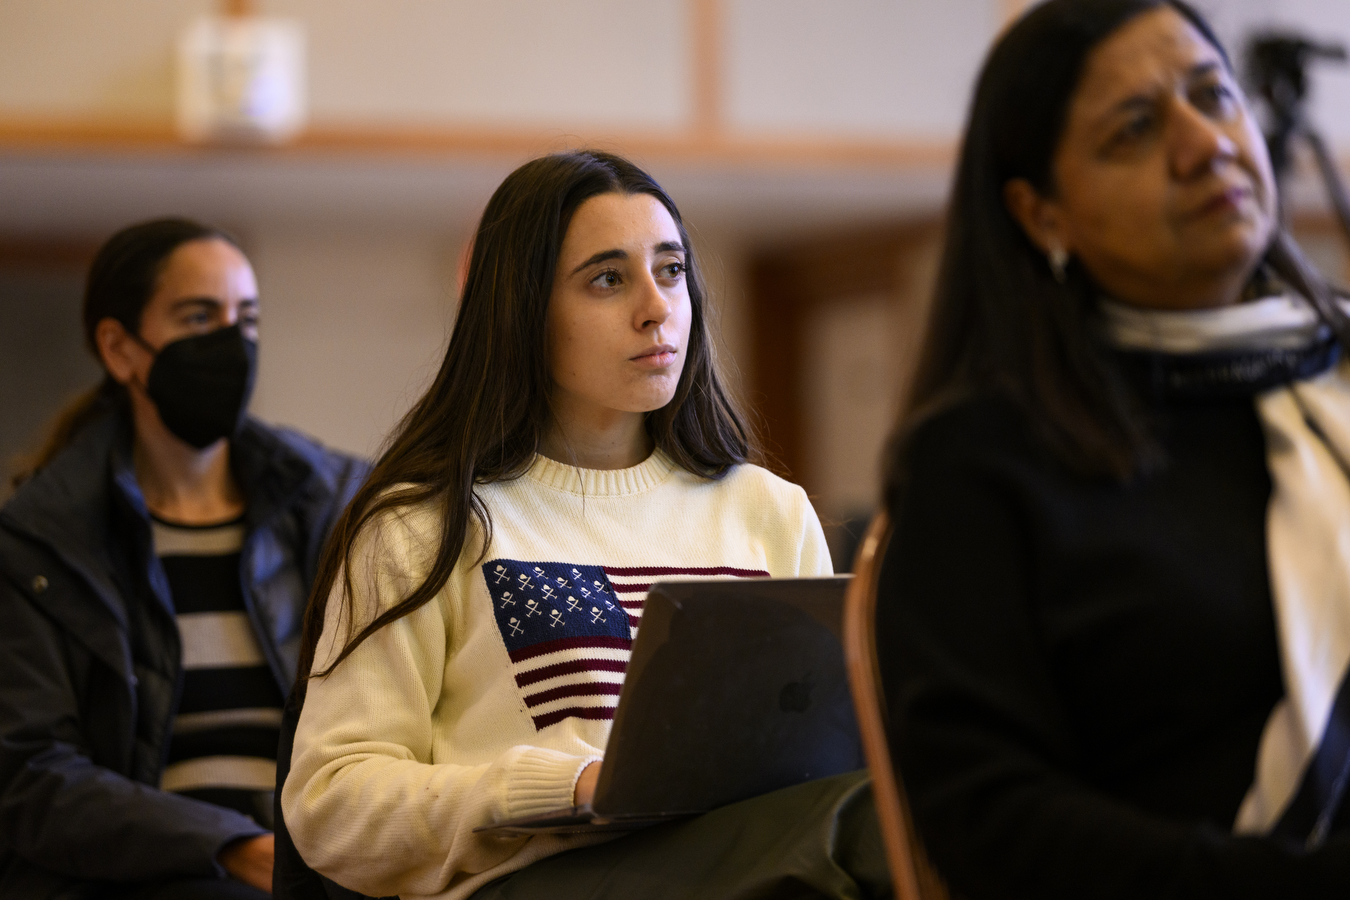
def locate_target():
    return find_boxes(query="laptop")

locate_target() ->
[477,575,863,835]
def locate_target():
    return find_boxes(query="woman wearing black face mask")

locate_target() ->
[0,219,369,899]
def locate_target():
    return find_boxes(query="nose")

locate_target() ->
[221,300,244,328]
[1170,96,1238,180]
[634,270,673,330]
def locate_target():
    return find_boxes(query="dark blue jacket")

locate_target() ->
[0,407,367,899]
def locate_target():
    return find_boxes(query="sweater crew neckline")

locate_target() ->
[526,450,676,496]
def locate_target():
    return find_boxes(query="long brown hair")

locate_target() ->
[296,150,757,689]
[887,0,1348,499]
[13,218,239,485]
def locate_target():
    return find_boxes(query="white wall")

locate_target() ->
[246,224,461,457]
[0,0,1000,135]
[0,0,690,127]
[726,0,999,138]
[0,0,206,122]
[299,0,691,128]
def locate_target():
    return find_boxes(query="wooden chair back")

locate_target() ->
[843,511,950,900]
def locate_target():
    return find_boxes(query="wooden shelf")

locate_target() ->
[0,117,956,170]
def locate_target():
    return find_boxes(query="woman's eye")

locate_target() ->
[660,261,686,280]
[591,270,622,290]
[1194,82,1236,117]
[1107,112,1155,150]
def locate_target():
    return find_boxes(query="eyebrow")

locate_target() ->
[1188,60,1224,81]
[568,241,687,277]
[169,297,258,312]
[1102,61,1225,121]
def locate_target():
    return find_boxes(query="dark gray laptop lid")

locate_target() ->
[591,575,863,818]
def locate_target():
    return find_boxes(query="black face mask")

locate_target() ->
[135,324,258,449]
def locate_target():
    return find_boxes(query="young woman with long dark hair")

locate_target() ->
[877,1,1350,897]
[280,151,880,900]
[0,219,367,899]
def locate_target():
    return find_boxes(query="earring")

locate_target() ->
[1048,243,1069,284]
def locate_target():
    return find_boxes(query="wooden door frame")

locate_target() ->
[747,217,942,487]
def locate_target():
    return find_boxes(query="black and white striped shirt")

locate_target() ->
[152,514,283,827]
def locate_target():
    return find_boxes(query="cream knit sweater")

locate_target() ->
[282,451,831,899]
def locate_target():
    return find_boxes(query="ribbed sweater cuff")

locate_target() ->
[504,747,602,818]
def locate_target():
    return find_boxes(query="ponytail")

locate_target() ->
[11,378,126,487]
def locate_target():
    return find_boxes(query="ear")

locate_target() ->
[1003,178,1071,257]
[94,317,141,387]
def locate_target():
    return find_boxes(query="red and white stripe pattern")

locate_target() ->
[512,634,632,730]
[601,565,771,638]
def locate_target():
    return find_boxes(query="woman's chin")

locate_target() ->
[627,375,683,414]
[1178,225,1271,286]
[634,392,679,415]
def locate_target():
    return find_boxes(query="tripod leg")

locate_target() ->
[1303,126,1350,249]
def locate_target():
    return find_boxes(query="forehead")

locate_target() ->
[151,239,255,298]
[1072,6,1226,117]
[560,193,681,255]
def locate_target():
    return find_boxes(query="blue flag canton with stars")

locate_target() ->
[480,559,629,656]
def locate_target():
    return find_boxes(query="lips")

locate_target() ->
[1191,184,1253,218]
[631,345,679,369]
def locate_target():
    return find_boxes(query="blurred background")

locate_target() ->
[2,0,1349,563]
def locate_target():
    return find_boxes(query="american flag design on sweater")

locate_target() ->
[482,558,769,730]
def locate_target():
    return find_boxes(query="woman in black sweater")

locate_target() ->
[877,1,1350,897]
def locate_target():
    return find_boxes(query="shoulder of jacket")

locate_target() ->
[258,421,366,472]
[903,394,1035,464]
[243,420,371,500]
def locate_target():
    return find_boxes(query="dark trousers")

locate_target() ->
[469,770,890,900]
[108,878,270,900]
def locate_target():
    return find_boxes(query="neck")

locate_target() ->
[1110,263,1254,312]
[540,403,653,471]
[128,392,244,524]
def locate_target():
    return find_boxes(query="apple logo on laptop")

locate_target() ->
[779,675,814,713]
